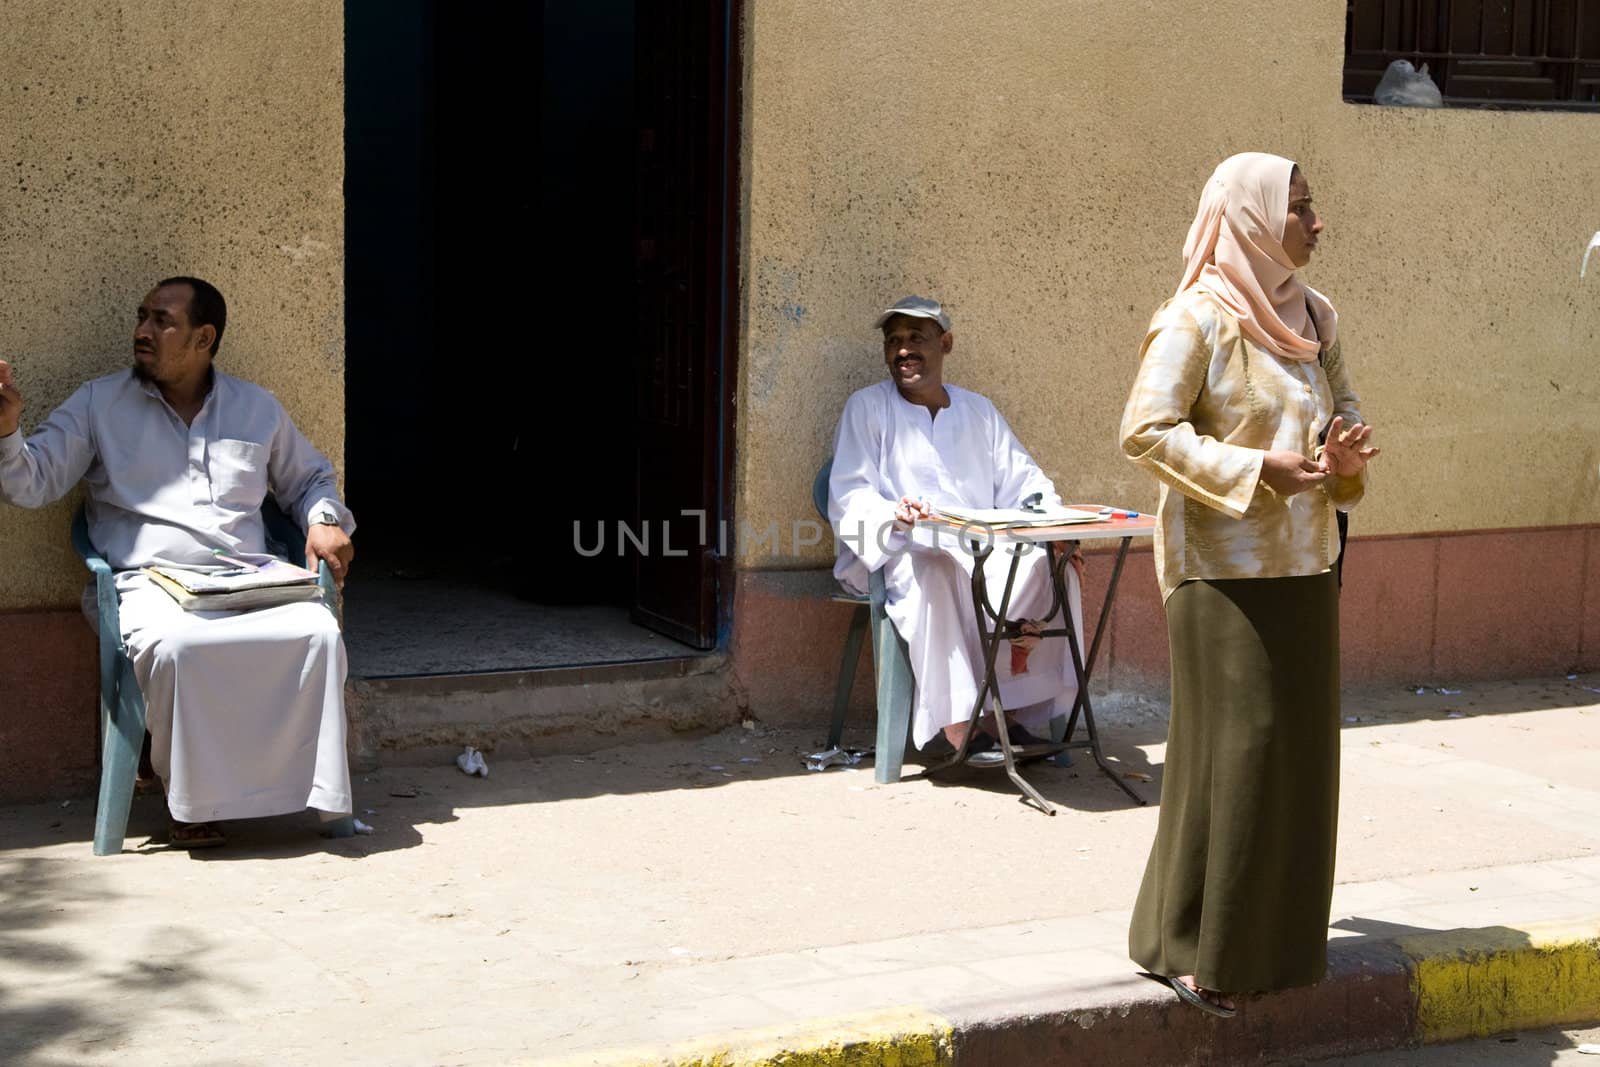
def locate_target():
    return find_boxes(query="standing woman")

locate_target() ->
[1120,153,1379,1016]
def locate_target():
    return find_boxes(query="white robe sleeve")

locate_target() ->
[266,402,355,536]
[0,381,97,509]
[828,388,904,592]
[989,405,1061,509]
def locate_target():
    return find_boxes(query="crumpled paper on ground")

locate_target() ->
[1583,231,1600,278]
[456,746,489,778]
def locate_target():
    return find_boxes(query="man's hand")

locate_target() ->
[1260,450,1327,496]
[305,524,355,589]
[1321,416,1379,478]
[0,360,23,438]
[893,495,932,529]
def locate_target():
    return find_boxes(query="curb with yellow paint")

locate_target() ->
[528,1007,953,1067]
[1400,919,1600,1044]
[532,919,1600,1065]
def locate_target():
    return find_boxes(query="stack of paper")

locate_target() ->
[934,504,1103,527]
[145,556,322,612]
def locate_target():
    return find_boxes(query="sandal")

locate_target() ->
[169,820,226,849]
[1138,971,1237,1018]
[964,732,1006,767]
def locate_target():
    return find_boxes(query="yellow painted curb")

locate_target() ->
[1398,918,1600,1043]
[525,1007,954,1067]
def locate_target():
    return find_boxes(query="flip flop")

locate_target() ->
[1138,971,1236,1018]
[169,821,227,849]
[963,732,1005,768]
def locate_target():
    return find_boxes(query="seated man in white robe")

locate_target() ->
[0,276,356,848]
[828,295,1085,761]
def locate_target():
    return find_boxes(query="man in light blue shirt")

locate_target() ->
[0,277,356,848]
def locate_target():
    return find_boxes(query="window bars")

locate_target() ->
[1345,0,1600,110]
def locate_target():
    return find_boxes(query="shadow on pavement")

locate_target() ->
[0,854,238,1064]
[0,789,434,862]
[0,696,1171,858]
[14,671,1593,858]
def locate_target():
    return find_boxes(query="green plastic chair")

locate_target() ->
[814,459,915,783]
[71,499,341,855]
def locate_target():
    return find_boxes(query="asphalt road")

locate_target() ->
[1317,1025,1600,1065]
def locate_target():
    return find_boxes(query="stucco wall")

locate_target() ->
[0,1,344,611]
[736,0,1600,569]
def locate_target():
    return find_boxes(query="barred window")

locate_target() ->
[1344,0,1600,110]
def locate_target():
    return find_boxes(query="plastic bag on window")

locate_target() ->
[1374,60,1444,107]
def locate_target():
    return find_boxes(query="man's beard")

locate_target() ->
[131,358,154,383]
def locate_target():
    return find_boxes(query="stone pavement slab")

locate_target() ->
[1,676,1597,1065]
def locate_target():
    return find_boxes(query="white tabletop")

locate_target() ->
[914,506,1156,548]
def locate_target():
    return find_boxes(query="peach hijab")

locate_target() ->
[1176,152,1336,363]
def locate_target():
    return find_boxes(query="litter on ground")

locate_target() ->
[456,746,489,778]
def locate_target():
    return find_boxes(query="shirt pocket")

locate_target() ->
[207,438,268,508]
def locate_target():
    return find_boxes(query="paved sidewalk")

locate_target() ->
[2,676,1598,1065]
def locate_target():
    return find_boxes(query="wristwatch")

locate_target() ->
[308,508,341,527]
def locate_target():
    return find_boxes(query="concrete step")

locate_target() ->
[346,654,740,768]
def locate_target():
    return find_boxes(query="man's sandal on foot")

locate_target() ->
[169,821,226,849]
[964,732,1006,767]
[1138,971,1237,1018]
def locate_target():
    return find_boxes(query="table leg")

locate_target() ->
[1061,536,1130,741]
[913,539,1018,777]
[912,532,1145,813]
[1054,536,1146,805]
[980,544,1059,814]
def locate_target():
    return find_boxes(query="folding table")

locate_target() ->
[910,508,1157,814]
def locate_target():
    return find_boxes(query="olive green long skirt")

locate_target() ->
[1128,571,1340,993]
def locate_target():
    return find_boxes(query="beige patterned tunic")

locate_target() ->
[1120,289,1366,601]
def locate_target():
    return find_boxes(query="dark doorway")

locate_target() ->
[344,1,737,676]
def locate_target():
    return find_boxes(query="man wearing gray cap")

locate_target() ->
[827,295,1084,761]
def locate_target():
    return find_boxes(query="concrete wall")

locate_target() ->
[0,1,344,799]
[728,0,1600,724]
[0,0,346,611]
[735,0,1600,564]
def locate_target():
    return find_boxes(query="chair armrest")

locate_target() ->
[71,504,126,691]
[317,560,338,618]
[868,565,889,613]
[71,505,119,621]
[262,498,340,622]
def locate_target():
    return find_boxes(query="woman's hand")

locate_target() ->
[1260,450,1327,496]
[1322,416,1379,477]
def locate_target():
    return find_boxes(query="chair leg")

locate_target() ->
[93,661,146,856]
[826,605,869,749]
[872,619,915,785]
